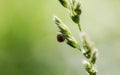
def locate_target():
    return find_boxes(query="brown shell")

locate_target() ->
[57,33,65,42]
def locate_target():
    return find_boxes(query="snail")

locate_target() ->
[57,33,65,42]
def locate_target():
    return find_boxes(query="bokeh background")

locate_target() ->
[0,0,120,75]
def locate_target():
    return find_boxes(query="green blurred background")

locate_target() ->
[0,0,120,75]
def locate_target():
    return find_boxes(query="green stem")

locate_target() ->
[78,23,82,32]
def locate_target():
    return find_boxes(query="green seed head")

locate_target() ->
[71,14,80,24]
[90,49,98,64]
[74,2,81,15]
[83,60,96,75]
[54,16,79,48]
[58,0,69,8]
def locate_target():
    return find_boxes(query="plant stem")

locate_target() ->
[54,0,98,75]
[78,23,82,32]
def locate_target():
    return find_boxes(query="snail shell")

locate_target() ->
[57,33,65,42]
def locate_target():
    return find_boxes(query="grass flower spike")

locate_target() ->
[54,16,80,49]
[53,0,98,75]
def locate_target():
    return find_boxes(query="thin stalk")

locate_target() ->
[78,23,82,32]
